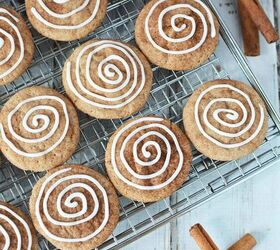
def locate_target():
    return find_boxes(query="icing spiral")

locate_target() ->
[194,84,265,148]
[35,167,109,242]
[144,0,216,55]
[111,117,184,190]
[0,205,32,250]
[0,8,24,79]
[30,0,100,30]
[0,95,69,158]
[66,40,146,109]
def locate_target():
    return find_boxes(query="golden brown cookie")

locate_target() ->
[183,79,268,161]
[105,116,192,202]
[29,165,119,250]
[135,0,220,71]
[0,201,38,250]
[0,86,80,172]
[25,0,108,41]
[0,6,34,85]
[62,39,153,119]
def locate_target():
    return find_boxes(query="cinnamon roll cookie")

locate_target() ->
[0,86,80,171]
[29,165,119,250]
[62,39,153,119]
[0,201,38,250]
[135,0,219,71]
[26,0,108,41]
[105,116,192,202]
[0,7,34,85]
[183,79,268,161]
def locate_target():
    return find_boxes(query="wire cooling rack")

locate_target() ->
[0,0,280,249]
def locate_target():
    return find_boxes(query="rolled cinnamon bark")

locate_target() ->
[238,0,260,56]
[239,0,279,43]
[228,233,257,250]
[189,224,219,250]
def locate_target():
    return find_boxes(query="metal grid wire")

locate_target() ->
[275,0,280,100]
[0,0,280,249]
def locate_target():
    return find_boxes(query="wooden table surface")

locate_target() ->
[124,1,280,249]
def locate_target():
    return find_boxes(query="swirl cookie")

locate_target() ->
[29,165,119,250]
[0,86,80,171]
[0,7,34,85]
[62,39,153,119]
[183,79,268,161]
[135,0,219,71]
[105,116,192,202]
[26,0,108,41]
[0,201,38,250]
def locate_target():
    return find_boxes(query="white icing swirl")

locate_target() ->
[111,117,184,190]
[0,205,32,250]
[0,95,69,158]
[35,167,109,242]
[66,40,146,109]
[0,37,4,49]
[0,8,24,79]
[194,84,265,148]
[144,0,216,55]
[31,0,101,29]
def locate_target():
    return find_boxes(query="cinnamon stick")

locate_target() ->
[239,0,279,43]
[189,224,219,250]
[228,233,257,250]
[238,0,260,56]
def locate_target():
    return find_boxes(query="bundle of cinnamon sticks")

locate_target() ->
[189,223,257,250]
[238,0,279,56]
